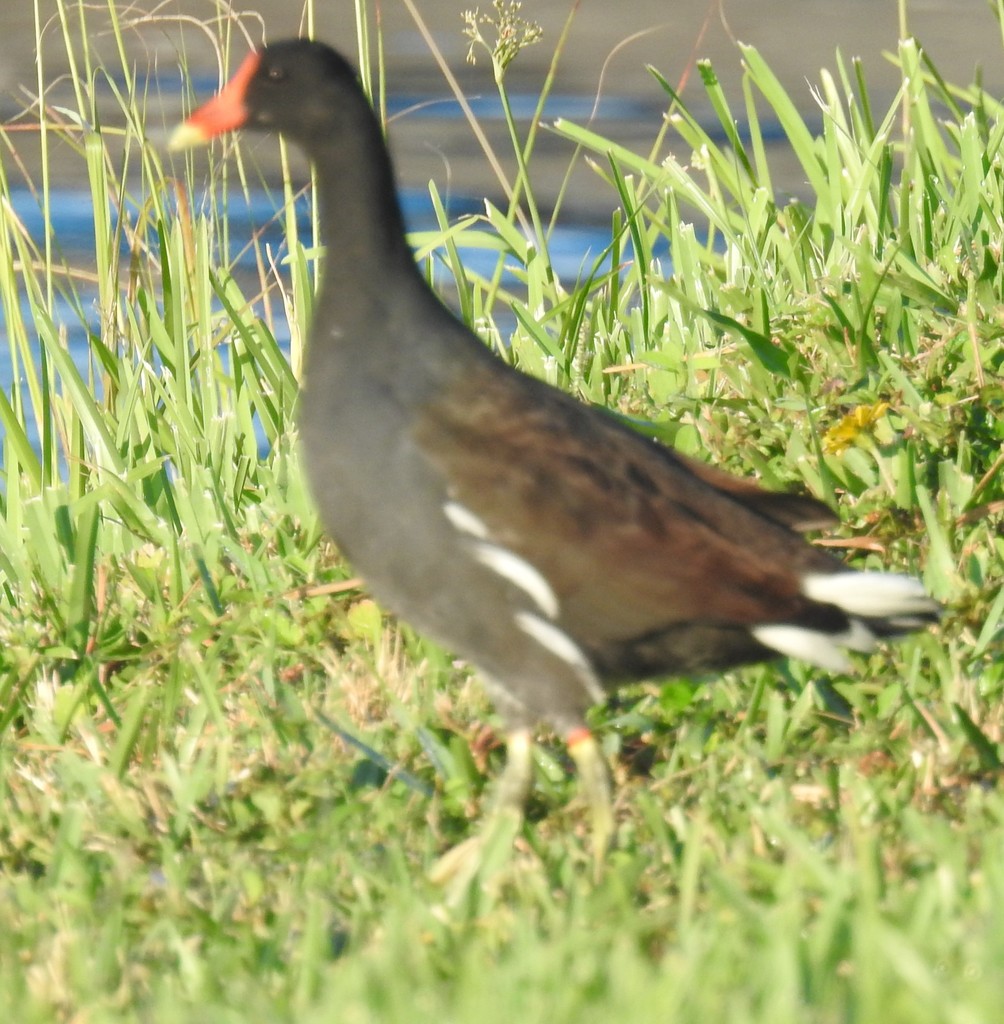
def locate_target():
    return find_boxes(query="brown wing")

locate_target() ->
[414,360,841,644]
[673,450,837,532]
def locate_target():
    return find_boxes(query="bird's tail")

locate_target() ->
[752,571,941,672]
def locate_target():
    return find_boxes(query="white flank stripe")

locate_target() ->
[474,542,560,619]
[445,500,561,618]
[443,500,490,540]
[751,624,852,673]
[802,571,934,618]
[515,612,605,701]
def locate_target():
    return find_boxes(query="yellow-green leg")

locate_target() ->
[429,728,534,892]
[567,728,614,878]
[429,726,614,894]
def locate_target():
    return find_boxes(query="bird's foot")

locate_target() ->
[429,726,615,899]
[428,728,533,904]
[427,804,524,904]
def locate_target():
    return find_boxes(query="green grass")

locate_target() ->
[1,0,1002,1021]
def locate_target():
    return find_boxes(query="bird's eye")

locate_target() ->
[266,65,286,82]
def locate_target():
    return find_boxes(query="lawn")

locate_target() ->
[0,1,1001,1021]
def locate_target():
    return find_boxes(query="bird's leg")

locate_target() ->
[429,727,534,891]
[567,727,614,879]
[489,727,535,822]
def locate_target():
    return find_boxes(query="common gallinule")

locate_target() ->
[171,39,940,876]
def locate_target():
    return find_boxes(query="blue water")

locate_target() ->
[126,68,662,124]
[0,178,621,330]
[3,65,713,466]
[120,69,797,142]
[0,173,632,458]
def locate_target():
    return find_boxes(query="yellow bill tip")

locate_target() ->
[167,120,210,152]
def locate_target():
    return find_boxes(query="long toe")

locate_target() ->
[428,806,524,900]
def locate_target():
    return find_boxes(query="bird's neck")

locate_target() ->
[305,118,420,296]
[297,106,473,371]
